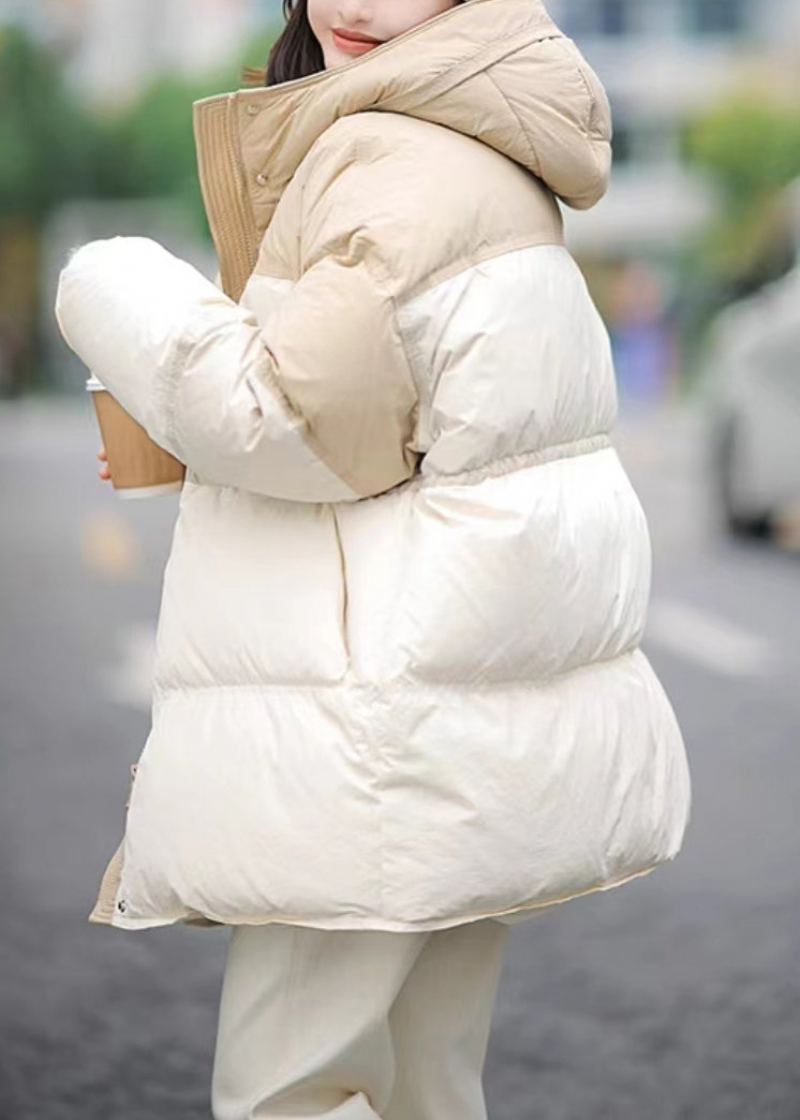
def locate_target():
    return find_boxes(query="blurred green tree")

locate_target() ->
[0,19,279,394]
[675,89,800,388]
[0,24,101,219]
[681,92,800,287]
[0,23,104,393]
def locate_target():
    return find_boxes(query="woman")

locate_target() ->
[55,0,692,1115]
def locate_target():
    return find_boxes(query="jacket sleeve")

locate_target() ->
[53,148,420,503]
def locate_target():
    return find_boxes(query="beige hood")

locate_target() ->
[193,0,612,298]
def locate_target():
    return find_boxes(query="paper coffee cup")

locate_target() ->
[86,375,186,499]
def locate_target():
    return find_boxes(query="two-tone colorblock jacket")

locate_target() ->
[54,0,691,933]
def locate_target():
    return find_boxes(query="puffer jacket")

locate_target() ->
[54,0,691,933]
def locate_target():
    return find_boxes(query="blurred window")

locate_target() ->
[682,0,748,35]
[610,119,678,167]
[559,0,634,37]
[597,0,629,35]
[611,121,634,164]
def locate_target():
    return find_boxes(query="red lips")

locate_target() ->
[332,26,384,44]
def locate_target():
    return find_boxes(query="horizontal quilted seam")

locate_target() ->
[413,431,613,488]
[151,643,642,699]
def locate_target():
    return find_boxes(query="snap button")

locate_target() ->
[245,103,259,116]
[255,172,268,186]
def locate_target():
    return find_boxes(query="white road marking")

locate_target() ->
[96,622,156,710]
[645,598,775,677]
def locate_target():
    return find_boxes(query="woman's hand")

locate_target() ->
[97,445,112,482]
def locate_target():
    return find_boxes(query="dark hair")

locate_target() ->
[241,0,467,88]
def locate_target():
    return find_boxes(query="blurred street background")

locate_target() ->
[2,1,800,1118]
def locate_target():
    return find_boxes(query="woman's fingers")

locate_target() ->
[97,446,111,480]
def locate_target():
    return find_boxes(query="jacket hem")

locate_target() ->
[88,855,672,933]
[87,837,125,926]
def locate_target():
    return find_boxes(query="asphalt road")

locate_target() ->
[1,394,798,1120]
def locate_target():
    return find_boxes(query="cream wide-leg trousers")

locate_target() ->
[210,916,512,1120]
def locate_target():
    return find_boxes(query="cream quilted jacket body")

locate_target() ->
[55,0,691,933]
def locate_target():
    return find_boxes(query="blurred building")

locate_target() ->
[11,0,283,109]
[548,0,800,253]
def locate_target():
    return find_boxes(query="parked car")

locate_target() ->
[701,265,800,541]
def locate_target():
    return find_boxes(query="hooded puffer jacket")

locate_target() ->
[54,0,691,933]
